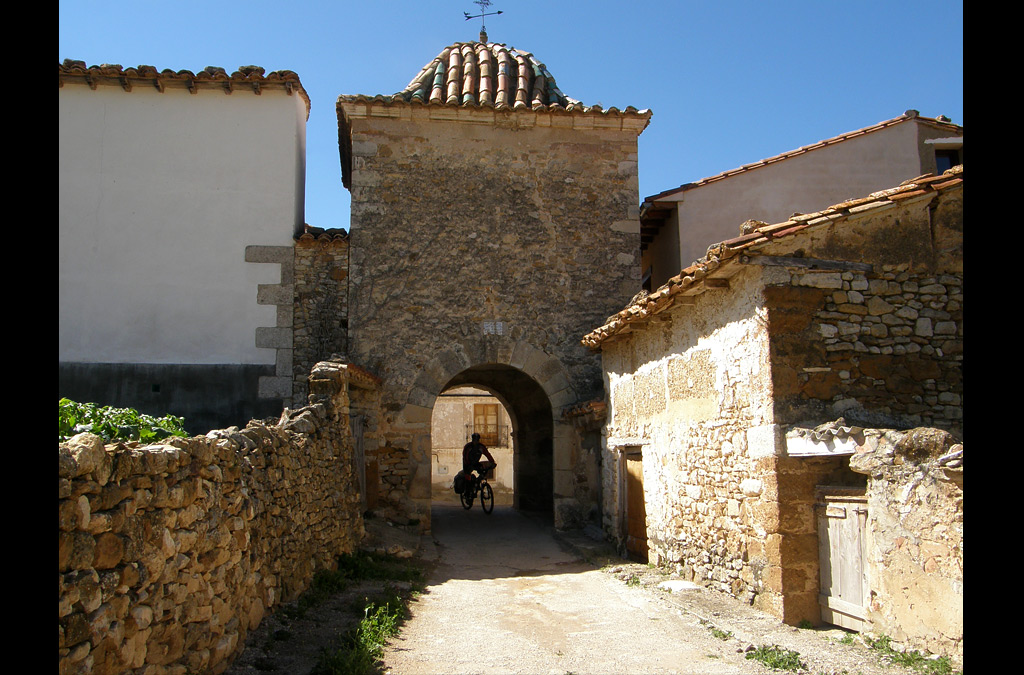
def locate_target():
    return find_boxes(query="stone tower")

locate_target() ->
[337,38,650,525]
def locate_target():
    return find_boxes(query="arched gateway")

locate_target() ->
[336,35,650,528]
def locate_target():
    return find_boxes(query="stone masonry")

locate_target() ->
[58,361,371,674]
[337,40,651,526]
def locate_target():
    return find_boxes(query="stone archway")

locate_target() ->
[392,339,577,527]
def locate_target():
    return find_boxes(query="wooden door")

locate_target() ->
[624,450,648,562]
[817,491,868,631]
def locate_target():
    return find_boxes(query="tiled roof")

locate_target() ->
[296,224,349,243]
[338,39,650,117]
[583,165,964,349]
[642,111,962,206]
[59,59,311,118]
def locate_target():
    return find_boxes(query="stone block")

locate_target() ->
[258,376,292,399]
[244,245,293,264]
[746,425,780,458]
[255,327,292,349]
[257,284,293,306]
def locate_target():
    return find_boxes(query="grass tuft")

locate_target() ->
[745,645,806,671]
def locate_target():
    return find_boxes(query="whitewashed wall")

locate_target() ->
[59,83,305,364]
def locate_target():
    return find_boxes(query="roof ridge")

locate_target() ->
[643,111,963,204]
[584,165,963,349]
[58,59,310,117]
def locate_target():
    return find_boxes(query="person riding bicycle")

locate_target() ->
[463,432,496,479]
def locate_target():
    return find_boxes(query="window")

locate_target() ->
[935,148,961,174]
[473,404,500,446]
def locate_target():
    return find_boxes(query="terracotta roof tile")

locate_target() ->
[583,165,964,349]
[59,59,310,118]
[338,40,650,122]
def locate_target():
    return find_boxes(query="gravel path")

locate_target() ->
[230,503,951,674]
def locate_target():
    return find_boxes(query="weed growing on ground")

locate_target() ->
[798,619,814,629]
[281,552,424,620]
[699,619,733,641]
[745,645,806,671]
[313,596,405,675]
[866,635,960,675]
[838,633,856,646]
[625,574,640,587]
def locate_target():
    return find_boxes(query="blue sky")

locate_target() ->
[60,1,963,231]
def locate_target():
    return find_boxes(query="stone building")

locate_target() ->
[640,111,963,290]
[583,168,962,635]
[58,61,308,433]
[336,36,651,525]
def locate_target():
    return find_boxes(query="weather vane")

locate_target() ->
[464,0,502,42]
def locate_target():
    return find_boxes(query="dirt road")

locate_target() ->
[382,503,918,675]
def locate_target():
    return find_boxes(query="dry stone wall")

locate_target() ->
[58,361,367,675]
[850,428,963,661]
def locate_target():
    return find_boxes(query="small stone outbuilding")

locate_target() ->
[583,168,962,651]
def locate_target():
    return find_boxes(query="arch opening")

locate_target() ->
[431,363,554,513]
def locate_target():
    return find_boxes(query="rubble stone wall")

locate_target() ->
[58,361,367,675]
[762,190,963,436]
[850,429,963,661]
[601,266,789,612]
[340,103,648,524]
[293,235,350,404]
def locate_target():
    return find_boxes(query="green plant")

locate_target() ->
[59,398,187,443]
[313,599,404,675]
[710,627,733,641]
[798,619,814,629]
[866,635,959,675]
[745,645,806,671]
[838,633,856,646]
[625,574,640,587]
[700,619,733,641]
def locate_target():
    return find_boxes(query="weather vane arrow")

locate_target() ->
[464,0,503,42]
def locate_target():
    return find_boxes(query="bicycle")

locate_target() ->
[459,463,495,514]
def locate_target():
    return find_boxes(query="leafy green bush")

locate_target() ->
[59,398,187,443]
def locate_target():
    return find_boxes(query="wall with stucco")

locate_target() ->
[59,83,305,365]
[643,119,962,286]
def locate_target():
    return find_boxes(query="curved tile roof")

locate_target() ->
[58,59,310,118]
[583,165,964,349]
[398,41,576,110]
[339,40,648,118]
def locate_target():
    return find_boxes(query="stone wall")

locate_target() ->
[339,100,649,524]
[765,268,962,435]
[850,428,963,661]
[58,361,368,675]
[601,266,788,611]
[761,187,963,436]
[293,231,350,404]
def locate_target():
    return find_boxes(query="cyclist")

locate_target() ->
[463,432,496,478]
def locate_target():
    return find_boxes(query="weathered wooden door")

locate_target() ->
[817,490,868,631]
[624,449,648,562]
[352,414,377,510]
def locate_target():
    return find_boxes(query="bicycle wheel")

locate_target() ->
[460,488,473,509]
[480,482,494,514]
